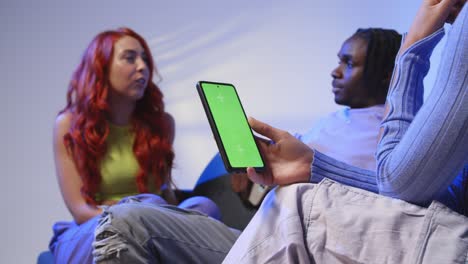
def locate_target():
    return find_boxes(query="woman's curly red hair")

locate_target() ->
[60,27,174,205]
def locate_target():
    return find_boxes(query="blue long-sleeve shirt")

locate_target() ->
[310,7,468,213]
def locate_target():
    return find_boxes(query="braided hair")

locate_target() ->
[352,28,402,103]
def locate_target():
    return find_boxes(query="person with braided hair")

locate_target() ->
[233,28,402,206]
[225,0,468,262]
[299,28,403,171]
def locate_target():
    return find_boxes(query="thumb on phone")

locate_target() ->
[248,117,286,143]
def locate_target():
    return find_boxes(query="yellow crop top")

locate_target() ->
[98,122,158,202]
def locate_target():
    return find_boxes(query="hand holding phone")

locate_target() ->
[197,81,265,173]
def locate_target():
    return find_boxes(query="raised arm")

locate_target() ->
[53,112,102,224]
[247,2,467,206]
[312,2,468,204]
[160,112,178,205]
[398,0,462,55]
[375,1,467,204]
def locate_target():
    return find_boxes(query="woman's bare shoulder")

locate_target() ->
[54,111,73,137]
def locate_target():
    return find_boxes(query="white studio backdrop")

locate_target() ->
[1,0,446,262]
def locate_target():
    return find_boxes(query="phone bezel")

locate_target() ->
[196,80,265,173]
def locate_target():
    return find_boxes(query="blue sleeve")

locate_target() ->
[311,5,468,206]
[311,150,378,193]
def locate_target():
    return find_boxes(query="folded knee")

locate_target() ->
[92,208,128,262]
[179,196,222,220]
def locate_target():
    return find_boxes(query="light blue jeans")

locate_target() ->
[92,199,240,263]
[49,194,224,264]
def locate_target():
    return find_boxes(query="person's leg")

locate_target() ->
[225,178,468,263]
[304,179,468,263]
[50,194,167,264]
[411,201,468,263]
[92,202,239,263]
[223,183,318,263]
[50,217,99,264]
[117,193,168,205]
[179,196,222,220]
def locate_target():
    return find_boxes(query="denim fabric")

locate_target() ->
[50,216,99,264]
[92,202,240,263]
[178,195,222,221]
[224,180,468,263]
[49,194,222,264]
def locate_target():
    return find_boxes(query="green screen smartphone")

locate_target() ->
[197,81,265,172]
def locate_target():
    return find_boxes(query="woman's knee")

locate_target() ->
[92,203,158,263]
[179,196,221,220]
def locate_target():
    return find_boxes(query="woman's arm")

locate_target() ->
[164,112,175,145]
[53,112,102,224]
[161,112,178,205]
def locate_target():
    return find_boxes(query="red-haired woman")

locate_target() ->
[49,27,222,263]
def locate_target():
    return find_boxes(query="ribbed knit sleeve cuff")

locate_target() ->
[310,150,378,193]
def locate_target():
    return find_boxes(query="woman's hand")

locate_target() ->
[101,200,118,206]
[246,117,314,186]
[400,0,463,54]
